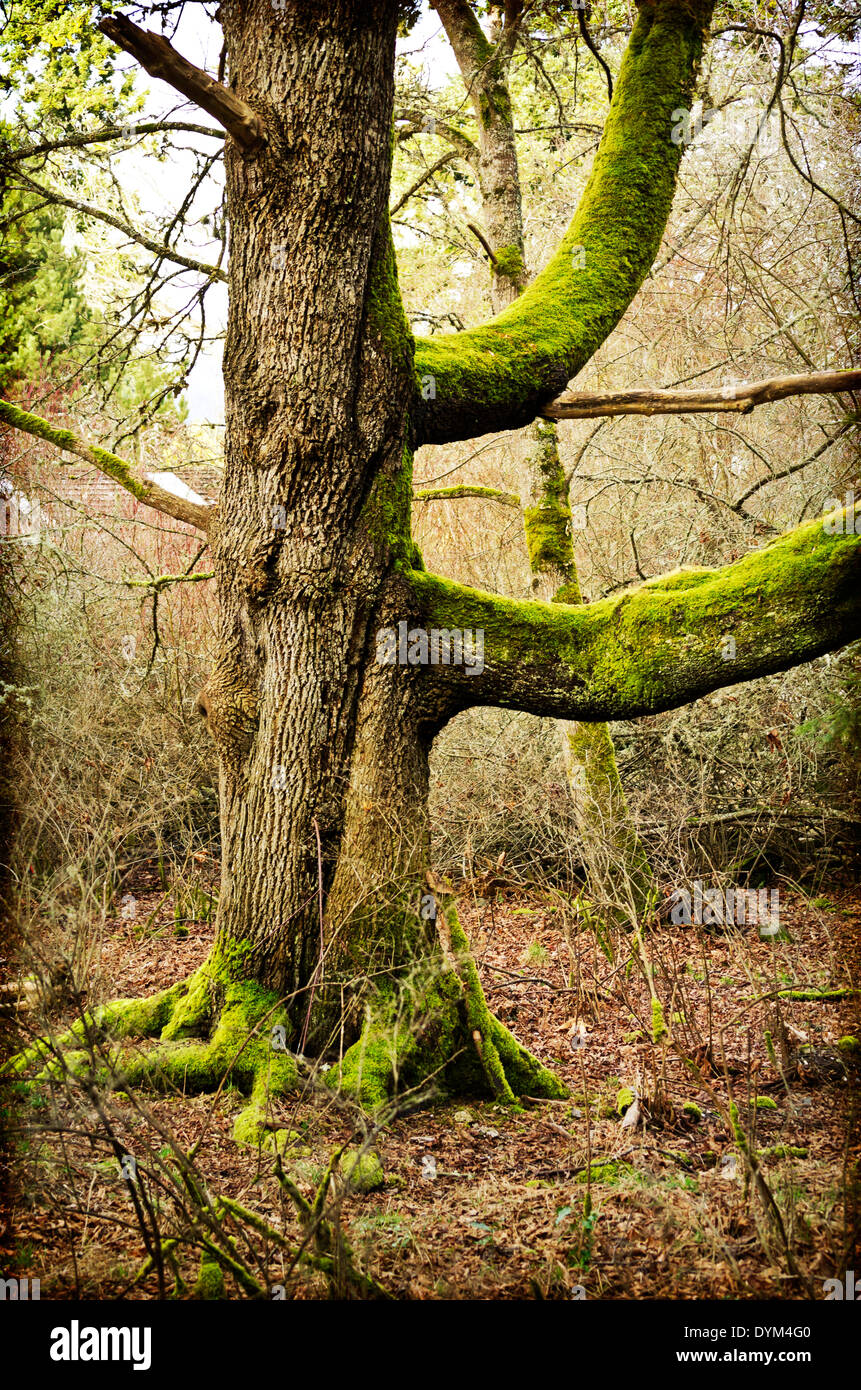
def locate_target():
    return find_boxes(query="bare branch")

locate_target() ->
[543,369,861,420]
[390,151,459,217]
[466,221,498,264]
[2,122,224,164]
[10,168,227,283]
[733,414,859,510]
[396,110,480,168]
[0,399,215,533]
[98,14,265,155]
[577,4,613,102]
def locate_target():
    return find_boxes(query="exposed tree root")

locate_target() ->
[7,899,566,1133]
[328,877,567,1112]
[5,943,299,1150]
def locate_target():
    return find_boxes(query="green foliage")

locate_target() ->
[0,195,92,389]
[0,1,137,127]
[794,644,861,758]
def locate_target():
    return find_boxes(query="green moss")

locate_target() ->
[682,1101,702,1121]
[754,1096,777,1111]
[342,1149,385,1193]
[616,1086,636,1114]
[837,1035,861,1054]
[728,1100,749,1156]
[493,244,525,281]
[412,1,713,443]
[523,420,577,581]
[575,1161,633,1185]
[0,397,147,499]
[329,895,565,1112]
[564,717,653,913]
[407,510,861,723]
[778,988,857,1001]
[366,217,414,375]
[479,83,512,130]
[8,939,303,1151]
[193,1256,225,1300]
[651,998,667,1042]
[359,442,417,568]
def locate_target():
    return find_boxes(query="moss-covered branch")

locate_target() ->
[412,0,715,445]
[405,506,861,723]
[414,484,520,506]
[0,398,215,532]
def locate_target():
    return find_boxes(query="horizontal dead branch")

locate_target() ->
[542,369,861,420]
[414,484,520,507]
[99,14,265,155]
[637,805,861,833]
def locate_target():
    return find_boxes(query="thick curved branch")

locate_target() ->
[404,509,861,724]
[0,399,215,533]
[542,369,861,419]
[412,0,716,446]
[98,14,265,155]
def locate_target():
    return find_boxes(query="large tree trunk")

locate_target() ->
[192,1,560,1107]
[17,0,856,1125]
[204,0,412,1017]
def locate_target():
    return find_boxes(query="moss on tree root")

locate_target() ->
[8,899,564,1132]
[327,886,566,1112]
[6,942,299,1149]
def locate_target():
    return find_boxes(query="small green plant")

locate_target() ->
[522,939,549,967]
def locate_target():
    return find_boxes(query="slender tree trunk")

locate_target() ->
[520,422,653,919]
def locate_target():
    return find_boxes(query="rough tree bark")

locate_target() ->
[4,0,860,1132]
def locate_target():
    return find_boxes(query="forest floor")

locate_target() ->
[3,862,860,1301]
